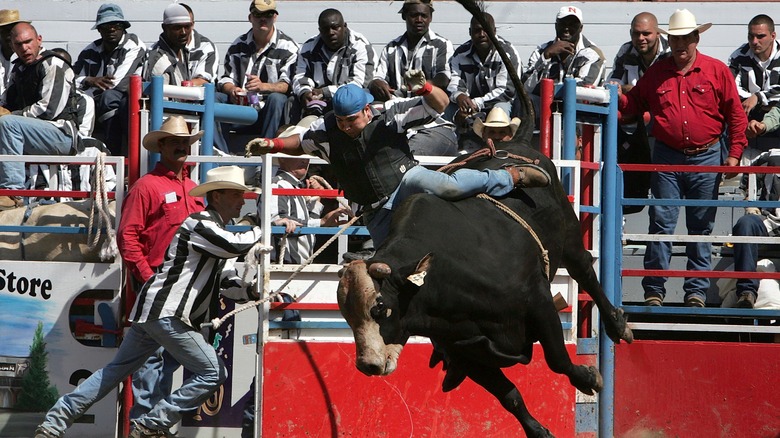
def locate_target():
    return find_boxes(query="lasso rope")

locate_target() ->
[477,193,550,281]
[86,152,118,261]
[202,212,364,329]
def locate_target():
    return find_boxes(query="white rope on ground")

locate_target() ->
[202,213,364,329]
[86,152,118,261]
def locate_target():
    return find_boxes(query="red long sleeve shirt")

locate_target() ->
[619,51,748,160]
[117,163,205,282]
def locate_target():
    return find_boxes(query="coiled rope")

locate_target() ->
[86,152,118,261]
[202,212,363,329]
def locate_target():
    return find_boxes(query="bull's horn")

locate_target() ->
[368,262,392,278]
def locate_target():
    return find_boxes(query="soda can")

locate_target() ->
[236,91,248,106]
[181,80,193,87]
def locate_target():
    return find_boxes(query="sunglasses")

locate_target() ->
[250,10,276,19]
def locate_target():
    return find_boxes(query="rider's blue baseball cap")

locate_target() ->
[333,84,373,117]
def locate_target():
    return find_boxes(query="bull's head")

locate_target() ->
[336,255,433,376]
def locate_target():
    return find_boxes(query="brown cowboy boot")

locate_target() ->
[0,196,23,211]
[504,164,551,188]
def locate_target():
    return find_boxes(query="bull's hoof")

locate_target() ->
[570,365,603,396]
[604,307,634,344]
[441,365,467,392]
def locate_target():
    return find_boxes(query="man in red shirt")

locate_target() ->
[618,9,748,307]
[117,115,206,420]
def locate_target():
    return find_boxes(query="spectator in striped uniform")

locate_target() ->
[292,9,375,120]
[36,165,265,438]
[219,0,298,142]
[523,6,605,115]
[145,3,219,87]
[0,9,29,105]
[258,117,350,264]
[368,0,457,156]
[446,12,520,147]
[609,12,670,94]
[73,3,146,156]
[728,14,780,152]
[0,23,82,211]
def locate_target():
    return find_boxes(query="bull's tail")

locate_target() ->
[453,0,534,145]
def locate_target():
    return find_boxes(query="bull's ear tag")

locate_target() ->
[407,271,426,286]
[407,253,433,286]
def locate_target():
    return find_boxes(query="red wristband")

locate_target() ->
[270,138,285,153]
[414,81,433,96]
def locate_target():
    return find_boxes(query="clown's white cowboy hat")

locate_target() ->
[473,107,522,138]
[190,166,252,197]
[660,9,711,36]
[142,115,204,153]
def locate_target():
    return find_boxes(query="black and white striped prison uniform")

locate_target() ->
[523,35,605,95]
[609,37,670,87]
[130,208,261,328]
[299,96,441,159]
[374,29,453,96]
[257,170,323,264]
[6,54,78,135]
[144,36,191,85]
[218,28,298,90]
[73,32,147,96]
[447,35,520,112]
[292,28,375,99]
[728,40,780,107]
[188,30,219,83]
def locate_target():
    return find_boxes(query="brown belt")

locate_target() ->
[682,138,720,156]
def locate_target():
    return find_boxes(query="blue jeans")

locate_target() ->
[40,317,226,435]
[130,347,181,420]
[365,165,514,246]
[0,116,73,189]
[408,125,458,157]
[733,213,768,297]
[641,140,722,300]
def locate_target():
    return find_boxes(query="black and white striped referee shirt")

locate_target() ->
[130,208,261,328]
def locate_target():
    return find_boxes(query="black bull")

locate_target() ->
[337,145,634,437]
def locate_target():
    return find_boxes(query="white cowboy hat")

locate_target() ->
[189,166,252,197]
[277,115,319,139]
[473,107,522,138]
[660,9,711,36]
[142,115,204,152]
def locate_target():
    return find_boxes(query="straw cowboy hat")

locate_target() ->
[660,9,711,36]
[190,166,252,197]
[142,115,204,153]
[0,9,30,27]
[473,107,522,138]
